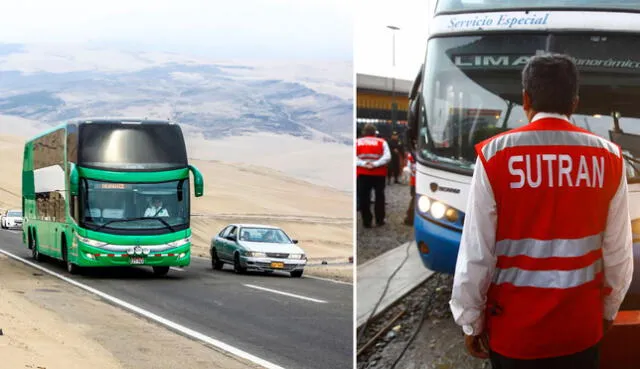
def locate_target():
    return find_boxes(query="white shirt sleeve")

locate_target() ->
[371,141,391,168]
[144,208,153,217]
[602,170,634,320]
[450,158,497,335]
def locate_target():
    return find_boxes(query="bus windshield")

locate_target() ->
[437,0,640,14]
[80,178,190,234]
[419,33,640,180]
[78,123,188,171]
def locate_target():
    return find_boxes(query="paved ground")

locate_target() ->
[357,242,433,327]
[0,229,352,369]
[357,182,414,265]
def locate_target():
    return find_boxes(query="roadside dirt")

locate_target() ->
[0,254,261,369]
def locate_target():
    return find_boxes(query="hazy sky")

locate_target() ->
[355,0,433,81]
[0,0,353,60]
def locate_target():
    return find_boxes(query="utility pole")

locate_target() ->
[387,25,400,132]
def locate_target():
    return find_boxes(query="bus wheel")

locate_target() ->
[62,239,79,275]
[30,232,42,262]
[152,266,170,276]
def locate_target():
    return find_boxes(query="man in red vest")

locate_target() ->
[450,53,634,368]
[357,123,391,228]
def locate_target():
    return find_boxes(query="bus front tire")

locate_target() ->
[66,260,79,274]
[290,270,303,278]
[153,266,170,276]
[62,239,79,275]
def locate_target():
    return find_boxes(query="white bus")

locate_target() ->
[412,0,640,293]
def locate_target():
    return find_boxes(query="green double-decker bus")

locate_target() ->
[21,118,204,276]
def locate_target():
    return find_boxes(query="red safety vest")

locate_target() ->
[407,153,416,187]
[476,117,624,359]
[357,136,388,177]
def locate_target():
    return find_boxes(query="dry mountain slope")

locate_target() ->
[0,134,352,278]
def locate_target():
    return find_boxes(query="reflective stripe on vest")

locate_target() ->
[357,136,387,177]
[475,117,624,360]
[494,259,602,289]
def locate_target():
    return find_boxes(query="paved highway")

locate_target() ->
[0,230,353,369]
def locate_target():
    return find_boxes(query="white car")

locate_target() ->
[1,209,23,229]
[210,224,307,277]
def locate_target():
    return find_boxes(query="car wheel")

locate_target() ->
[211,249,224,270]
[233,253,246,274]
[290,270,303,278]
[153,266,170,276]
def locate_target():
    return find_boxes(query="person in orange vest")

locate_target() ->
[450,53,633,369]
[357,123,391,228]
[403,151,416,226]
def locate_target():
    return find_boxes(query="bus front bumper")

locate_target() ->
[414,214,461,274]
[74,242,191,267]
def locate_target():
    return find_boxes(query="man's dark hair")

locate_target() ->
[362,123,377,136]
[522,53,579,115]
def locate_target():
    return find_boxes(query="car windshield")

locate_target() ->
[80,178,189,234]
[419,34,640,181]
[238,228,292,244]
[436,0,640,13]
[7,211,21,217]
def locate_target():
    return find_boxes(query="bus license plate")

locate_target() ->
[270,262,284,269]
[130,257,144,265]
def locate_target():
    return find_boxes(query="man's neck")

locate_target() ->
[531,112,571,123]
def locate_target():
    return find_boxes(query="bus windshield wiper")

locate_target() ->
[94,217,176,233]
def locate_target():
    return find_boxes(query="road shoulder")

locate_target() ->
[0,254,260,369]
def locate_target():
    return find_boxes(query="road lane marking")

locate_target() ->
[0,249,286,369]
[169,267,185,272]
[244,284,328,304]
[304,275,352,285]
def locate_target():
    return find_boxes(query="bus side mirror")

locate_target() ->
[189,164,204,197]
[69,163,79,196]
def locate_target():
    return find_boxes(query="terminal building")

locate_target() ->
[356,73,412,139]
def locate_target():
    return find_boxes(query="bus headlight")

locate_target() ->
[430,202,446,219]
[76,235,107,248]
[416,195,463,225]
[445,208,459,223]
[417,196,432,213]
